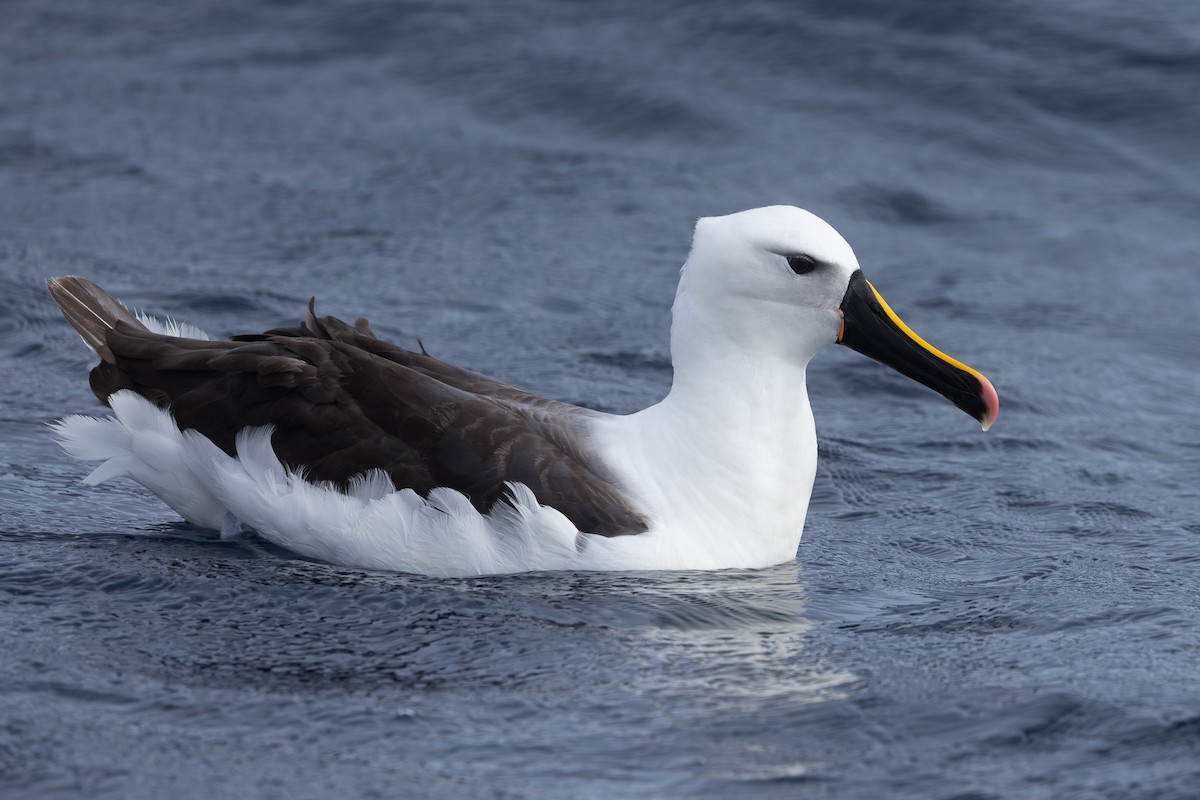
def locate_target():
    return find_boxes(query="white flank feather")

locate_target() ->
[53,392,227,528]
[135,311,212,340]
[53,391,641,577]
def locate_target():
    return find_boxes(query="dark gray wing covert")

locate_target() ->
[83,305,647,538]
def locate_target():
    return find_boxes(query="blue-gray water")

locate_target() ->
[2,1,1199,797]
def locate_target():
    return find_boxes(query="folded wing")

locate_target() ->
[51,277,647,538]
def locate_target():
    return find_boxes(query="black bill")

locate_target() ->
[837,270,999,429]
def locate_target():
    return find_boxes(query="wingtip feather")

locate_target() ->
[47,276,146,362]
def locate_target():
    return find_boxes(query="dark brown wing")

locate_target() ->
[236,299,583,418]
[84,314,647,538]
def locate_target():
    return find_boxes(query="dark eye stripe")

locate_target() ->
[787,254,818,275]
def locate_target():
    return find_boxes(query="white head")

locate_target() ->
[671,205,999,428]
[675,206,862,367]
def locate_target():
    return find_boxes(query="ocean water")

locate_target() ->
[2,0,1199,797]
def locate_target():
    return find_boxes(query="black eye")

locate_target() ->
[787,254,818,275]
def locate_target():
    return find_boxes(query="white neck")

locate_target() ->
[591,292,820,569]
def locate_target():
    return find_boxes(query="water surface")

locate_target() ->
[2,1,1198,797]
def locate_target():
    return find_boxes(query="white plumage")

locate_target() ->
[52,206,996,576]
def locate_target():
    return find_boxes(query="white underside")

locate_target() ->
[52,391,777,577]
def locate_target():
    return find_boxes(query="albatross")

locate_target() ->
[48,206,998,577]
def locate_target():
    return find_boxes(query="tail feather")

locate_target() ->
[47,276,148,363]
